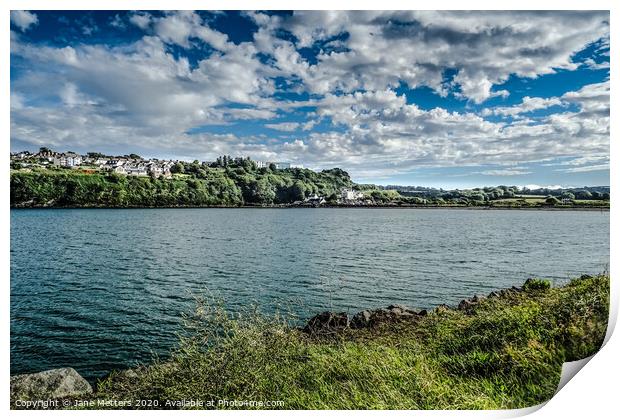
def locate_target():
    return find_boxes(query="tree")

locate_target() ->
[291,181,307,201]
[247,178,275,204]
[575,190,592,200]
[269,163,277,171]
[545,196,560,205]
[471,193,486,202]
[171,162,185,174]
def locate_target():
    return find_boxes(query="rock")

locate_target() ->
[349,304,426,329]
[350,310,372,329]
[387,304,412,311]
[434,304,450,314]
[11,368,92,401]
[458,296,485,311]
[387,304,421,316]
[458,299,473,310]
[303,311,349,334]
[387,307,408,317]
[488,291,501,299]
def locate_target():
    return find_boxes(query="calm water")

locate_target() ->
[11,208,609,379]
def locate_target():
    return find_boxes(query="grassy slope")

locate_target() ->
[94,275,609,409]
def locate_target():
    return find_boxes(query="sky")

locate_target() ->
[9,10,610,188]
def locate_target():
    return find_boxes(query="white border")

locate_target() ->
[3,1,616,419]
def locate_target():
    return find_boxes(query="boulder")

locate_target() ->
[11,368,92,401]
[458,299,474,311]
[387,304,417,317]
[350,305,425,329]
[350,310,372,329]
[303,311,349,334]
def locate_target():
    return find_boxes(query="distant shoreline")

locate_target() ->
[10,204,610,212]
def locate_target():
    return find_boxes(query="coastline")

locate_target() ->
[9,204,610,211]
[10,274,610,410]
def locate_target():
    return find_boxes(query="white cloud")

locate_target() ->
[482,96,565,117]
[523,184,565,190]
[129,12,151,30]
[110,14,126,29]
[130,11,232,51]
[479,169,532,176]
[257,11,609,103]
[10,11,38,32]
[9,11,610,181]
[561,164,609,173]
[265,122,300,132]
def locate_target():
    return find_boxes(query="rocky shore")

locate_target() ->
[10,275,600,409]
[302,284,532,335]
[10,277,553,408]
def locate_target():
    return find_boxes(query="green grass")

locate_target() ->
[93,274,609,410]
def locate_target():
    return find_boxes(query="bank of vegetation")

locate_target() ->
[10,164,352,207]
[86,274,609,409]
[10,159,610,208]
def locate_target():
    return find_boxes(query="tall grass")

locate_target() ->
[95,274,609,409]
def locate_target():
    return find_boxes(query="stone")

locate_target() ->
[11,368,92,401]
[350,310,372,329]
[434,304,450,314]
[386,304,413,312]
[458,299,473,311]
[303,311,349,334]
[488,291,501,299]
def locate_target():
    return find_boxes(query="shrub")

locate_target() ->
[523,278,551,292]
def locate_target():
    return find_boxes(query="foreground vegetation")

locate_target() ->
[90,274,609,409]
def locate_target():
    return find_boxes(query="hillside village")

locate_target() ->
[10,147,306,179]
[10,147,367,206]
[9,147,609,208]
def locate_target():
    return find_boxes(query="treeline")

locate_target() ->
[390,184,610,201]
[10,162,353,208]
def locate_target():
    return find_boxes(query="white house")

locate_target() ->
[125,165,148,176]
[52,154,82,167]
[341,188,364,200]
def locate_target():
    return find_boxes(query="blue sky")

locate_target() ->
[10,10,610,188]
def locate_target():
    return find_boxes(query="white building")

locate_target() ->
[52,154,82,167]
[341,188,364,200]
[125,165,148,176]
